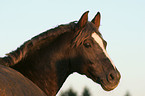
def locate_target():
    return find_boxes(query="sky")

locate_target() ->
[0,0,145,96]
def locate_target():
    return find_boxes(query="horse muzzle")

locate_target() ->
[100,69,121,91]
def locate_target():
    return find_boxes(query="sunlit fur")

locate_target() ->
[0,12,120,95]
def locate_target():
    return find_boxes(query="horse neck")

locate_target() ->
[12,36,72,95]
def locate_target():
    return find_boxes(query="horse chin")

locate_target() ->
[100,79,120,91]
[101,83,118,91]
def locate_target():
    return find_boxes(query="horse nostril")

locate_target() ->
[107,69,121,84]
[107,71,116,83]
[110,73,114,80]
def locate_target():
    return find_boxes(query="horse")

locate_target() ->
[1,11,121,96]
[0,64,47,96]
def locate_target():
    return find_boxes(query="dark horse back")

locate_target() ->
[0,62,46,96]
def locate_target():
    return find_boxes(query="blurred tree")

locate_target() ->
[82,87,91,96]
[60,87,91,96]
[124,91,131,96]
[60,88,77,96]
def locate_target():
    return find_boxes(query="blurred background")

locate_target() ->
[0,0,145,96]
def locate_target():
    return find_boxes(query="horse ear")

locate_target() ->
[77,11,89,29]
[91,12,101,28]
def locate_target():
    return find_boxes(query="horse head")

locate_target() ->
[69,11,121,91]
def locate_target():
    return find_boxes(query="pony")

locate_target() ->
[1,11,121,96]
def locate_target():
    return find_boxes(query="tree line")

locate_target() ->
[60,87,131,96]
[60,87,91,96]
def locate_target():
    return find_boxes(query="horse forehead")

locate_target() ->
[91,32,104,48]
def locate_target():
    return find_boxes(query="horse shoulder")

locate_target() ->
[0,64,46,96]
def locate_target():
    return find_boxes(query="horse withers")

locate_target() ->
[1,11,121,95]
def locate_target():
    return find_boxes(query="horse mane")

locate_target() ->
[3,22,76,66]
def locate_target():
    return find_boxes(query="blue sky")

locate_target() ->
[0,0,145,96]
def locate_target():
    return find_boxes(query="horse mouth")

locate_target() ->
[100,79,120,91]
[88,69,120,91]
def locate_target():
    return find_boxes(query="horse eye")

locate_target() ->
[84,42,91,48]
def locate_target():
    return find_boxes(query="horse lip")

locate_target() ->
[100,78,120,91]
[101,82,119,91]
[101,85,115,91]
